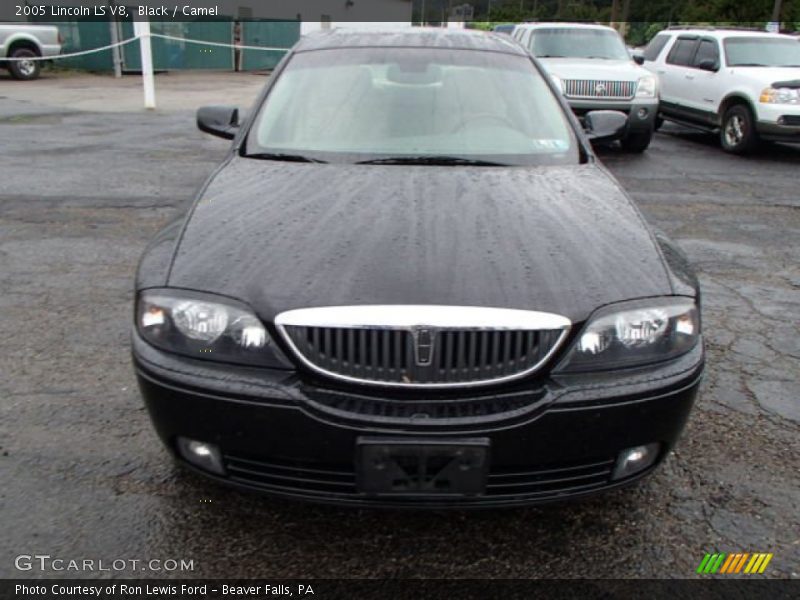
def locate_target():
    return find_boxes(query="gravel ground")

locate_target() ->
[0,73,798,579]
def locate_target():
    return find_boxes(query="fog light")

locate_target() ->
[612,443,660,480]
[637,108,649,119]
[177,437,225,475]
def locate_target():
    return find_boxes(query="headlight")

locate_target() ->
[760,87,800,105]
[550,74,563,93]
[636,75,657,98]
[556,298,699,372]
[136,289,287,367]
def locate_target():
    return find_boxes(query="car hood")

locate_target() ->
[538,58,645,81]
[730,66,800,87]
[167,159,672,323]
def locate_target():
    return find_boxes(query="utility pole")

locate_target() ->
[108,1,122,78]
[771,0,783,22]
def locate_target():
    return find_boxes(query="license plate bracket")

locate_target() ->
[356,437,489,496]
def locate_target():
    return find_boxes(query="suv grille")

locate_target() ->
[564,79,637,100]
[276,306,571,388]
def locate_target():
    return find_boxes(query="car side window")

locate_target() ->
[643,34,670,62]
[522,30,532,47]
[666,37,699,66]
[692,39,720,68]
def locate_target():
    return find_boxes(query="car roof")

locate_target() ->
[294,27,526,55]
[513,22,617,32]
[659,28,797,41]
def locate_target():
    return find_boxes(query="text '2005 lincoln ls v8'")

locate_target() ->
[132,29,704,508]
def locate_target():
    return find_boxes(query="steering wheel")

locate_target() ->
[452,113,516,132]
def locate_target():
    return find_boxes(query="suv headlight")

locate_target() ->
[136,288,287,367]
[760,87,800,105]
[550,74,563,93]
[636,75,657,98]
[556,298,699,372]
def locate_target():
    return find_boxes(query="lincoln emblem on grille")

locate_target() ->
[412,327,435,366]
[274,305,572,388]
[595,83,607,96]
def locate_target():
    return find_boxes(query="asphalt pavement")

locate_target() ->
[1,72,798,579]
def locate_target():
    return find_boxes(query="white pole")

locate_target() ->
[133,19,156,110]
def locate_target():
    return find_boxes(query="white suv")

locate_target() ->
[512,22,660,152]
[640,27,800,153]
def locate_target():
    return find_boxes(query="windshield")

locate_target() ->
[246,47,578,166]
[724,37,800,67]
[531,28,629,60]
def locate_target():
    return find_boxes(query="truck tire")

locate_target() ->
[8,48,41,80]
[720,104,759,154]
[620,128,653,153]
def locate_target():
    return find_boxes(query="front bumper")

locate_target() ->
[567,98,659,136]
[755,104,800,142]
[756,120,800,142]
[133,332,704,508]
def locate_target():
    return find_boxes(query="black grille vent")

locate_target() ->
[281,326,564,387]
[223,454,615,503]
[303,387,546,422]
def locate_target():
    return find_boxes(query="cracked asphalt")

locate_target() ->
[1,72,798,580]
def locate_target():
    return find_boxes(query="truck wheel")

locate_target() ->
[8,48,41,81]
[720,104,759,154]
[620,129,653,153]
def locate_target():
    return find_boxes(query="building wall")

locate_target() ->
[39,0,412,23]
[33,1,412,72]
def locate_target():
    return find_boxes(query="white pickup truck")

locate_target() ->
[0,23,62,80]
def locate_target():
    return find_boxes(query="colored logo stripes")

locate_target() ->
[697,552,773,574]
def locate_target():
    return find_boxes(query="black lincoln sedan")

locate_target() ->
[133,29,704,507]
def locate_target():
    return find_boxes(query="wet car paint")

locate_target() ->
[157,160,677,324]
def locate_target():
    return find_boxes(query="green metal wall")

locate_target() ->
[119,19,234,71]
[240,20,300,70]
[31,11,299,72]
[31,17,114,70]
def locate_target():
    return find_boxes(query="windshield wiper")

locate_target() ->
[355,156,510,166]
[732,63,768,67]
[246,152,328,163]
[537,54,567,58]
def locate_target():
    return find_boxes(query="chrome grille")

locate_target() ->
[563,79,637,100]
[276,306,571,388]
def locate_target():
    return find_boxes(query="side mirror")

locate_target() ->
[197,105,240,140]
[696,58,719,72]
[584,110,628,142]
[632,53,645,65]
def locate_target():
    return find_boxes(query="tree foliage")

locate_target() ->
[440,0,799,42]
